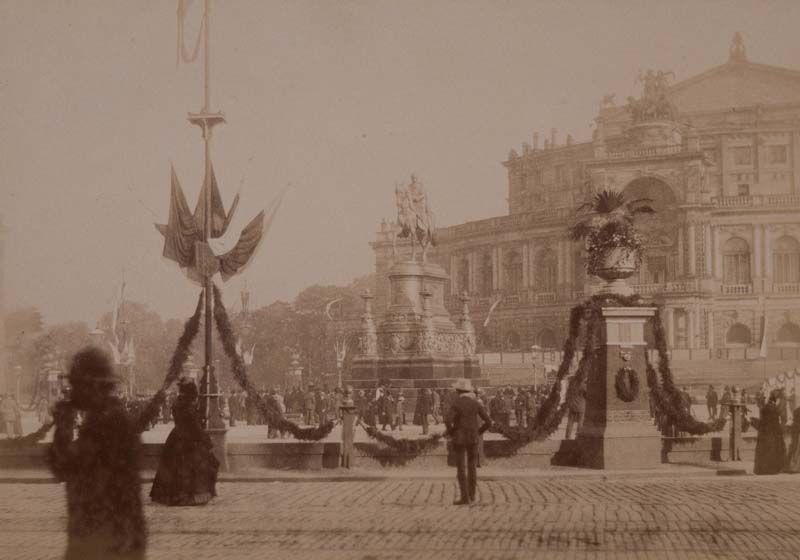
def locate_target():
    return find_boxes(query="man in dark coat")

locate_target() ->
[705,385,719,420]
[416,388,432,435]
[48,347,146,559]
[445,378,491,505]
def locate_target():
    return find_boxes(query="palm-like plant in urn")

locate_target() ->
[569,189,655,296]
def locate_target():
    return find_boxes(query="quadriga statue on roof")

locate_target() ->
[392,174,436,262]
[626,70,677,124]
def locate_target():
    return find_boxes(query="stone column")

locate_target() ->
[469,252,477,295]
[713,226,722,280]
[497,246,504,291]
[704,223,713,276]
[687,308,696,349]
[522,242,530,289]
[565,241,573,291]
[677,225,684,276]
[492,247,499,291]
[556,241,565,286]
[707,309,715,350]
[528,242,536,291]
[688,223,697,276]
[450,254,457,294]
[665,307,675,349]
[764,227,772,289]
[754,225,762,280]
[576,306,662,469]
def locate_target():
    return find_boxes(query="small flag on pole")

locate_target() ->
[759,314,768,359]
[482,296,503,328]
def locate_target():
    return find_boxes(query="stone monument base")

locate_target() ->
[577,422,663,469]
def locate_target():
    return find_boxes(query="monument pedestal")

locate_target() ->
[348,260,484,408]
[577,306,662,469]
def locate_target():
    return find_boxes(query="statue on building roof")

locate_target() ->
[729,32,747,63]
[625,70,677,124]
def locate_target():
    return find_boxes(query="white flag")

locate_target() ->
[759,314,768,359]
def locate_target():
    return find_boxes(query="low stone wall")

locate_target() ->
[2,433,790,472]
[353,438,562,469]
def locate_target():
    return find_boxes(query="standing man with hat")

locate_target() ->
[48,346,146,559]
[445,378,491,505]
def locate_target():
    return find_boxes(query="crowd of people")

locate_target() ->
[0,393,23,437]
[25,342,800,557]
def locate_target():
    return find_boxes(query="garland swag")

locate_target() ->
[212,284,335,441]
[359,422,444,455]
[486,297,605,448]
[487,292,726,448]
[645,304,726,435]
[134,291,204,432]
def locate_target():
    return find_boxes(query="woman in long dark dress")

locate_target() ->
[150,378,220,505]
[753,390,787,475]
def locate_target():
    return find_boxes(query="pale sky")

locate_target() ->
[2,0,800,325]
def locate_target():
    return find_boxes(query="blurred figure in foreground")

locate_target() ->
[48,347,146,559]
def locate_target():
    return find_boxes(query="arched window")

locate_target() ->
[505,330,521,351]
[504,249,523,294]
[537,248,558,292]
[480,253,493,297]
[776,322,800,345]
[722,237,751,285]
[537,328,557,349]
[773,236,800,284]
[726,323,752,346]
[457,258,470,294]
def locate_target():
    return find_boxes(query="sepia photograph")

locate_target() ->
[1,1,799,559]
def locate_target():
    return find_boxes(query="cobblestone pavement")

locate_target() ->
[1,475,799,560]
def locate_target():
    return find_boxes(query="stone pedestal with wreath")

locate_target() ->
[576,306,662,469]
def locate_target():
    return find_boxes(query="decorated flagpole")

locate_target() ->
[159,0,270,456]
[189,0,226,435]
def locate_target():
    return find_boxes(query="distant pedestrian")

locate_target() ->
[754,390,787,475]
[720,386,732,420]
[48,347,146,559]
[445,379,491,505]
[706,385,719,420]
[1,394,22,437]
[432,389,442,424]
[303,387,316,425]
[565,377,586,440]
[416,388,432,435]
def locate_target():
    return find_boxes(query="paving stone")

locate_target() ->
[0,477,799,559]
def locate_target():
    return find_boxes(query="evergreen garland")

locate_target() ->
[487,299,602,448]
[360,422,444,455]
[212,284,335,441]
[645,305,726,435]
[134,291,204,432]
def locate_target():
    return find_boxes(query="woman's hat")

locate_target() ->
[452,378,474,393]
[68,347,122,386]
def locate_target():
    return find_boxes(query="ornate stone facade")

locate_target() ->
[371,36,800,373]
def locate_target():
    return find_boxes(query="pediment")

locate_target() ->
[669,61,800,113]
